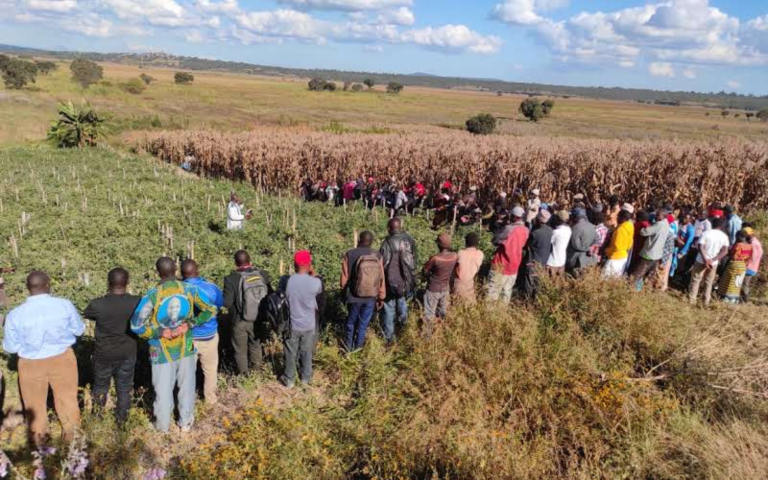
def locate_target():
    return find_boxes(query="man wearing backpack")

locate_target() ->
[223,250,272,375]
[181,259,224,406]
[282,250,323,387]
[341,231,386,352]
[380,218,417,344]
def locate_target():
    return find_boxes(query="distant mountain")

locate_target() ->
[2,43,767,110]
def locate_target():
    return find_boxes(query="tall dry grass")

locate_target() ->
[132,130,768,210]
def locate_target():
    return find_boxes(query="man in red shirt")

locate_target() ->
[487,206,530,303]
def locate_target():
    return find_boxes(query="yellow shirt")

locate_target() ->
[606,221,634,260]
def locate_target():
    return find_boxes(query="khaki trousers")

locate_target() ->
[18,348,80,445]
[193,334,219,405]
[689,262,717,306]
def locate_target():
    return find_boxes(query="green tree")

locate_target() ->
[121,78,146,94]
[386,82,404,94]
[746,112,754,122]
[308,77,327,91]
[35,60,58,75]
[1,59,38,89]
[466,113,497,135]
[363,78,375,90]
[47,101,109,148]
[757,108,768,122]
[542,99,555,116]
[174,72,194,84]
[323,81,337,92]
[0,54,9,71]
[350,83,364,92]
[70,58,103,89]
[519,98,545,122]
[721,110,729,118]
[140,73,155,85]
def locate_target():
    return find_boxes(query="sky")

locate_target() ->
[1,0,767,94]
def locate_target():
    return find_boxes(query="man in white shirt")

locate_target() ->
[227,193,252,231]
[689,218,730,307]
[693,208,712,245]
[547,210,572,274]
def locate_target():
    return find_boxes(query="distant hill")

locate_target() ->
[2,43,767,110]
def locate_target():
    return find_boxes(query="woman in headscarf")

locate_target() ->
[717,230,753,304]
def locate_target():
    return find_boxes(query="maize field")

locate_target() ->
[133,129,768,210]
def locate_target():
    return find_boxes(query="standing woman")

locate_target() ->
[717,231,753,304]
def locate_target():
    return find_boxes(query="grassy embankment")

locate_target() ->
[0,146,766,479]
[2,61,768,145]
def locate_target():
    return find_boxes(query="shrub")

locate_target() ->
[0,54,9,71]
[350,83,364,92]
[363,78,375,90]
[519,98,545,122]
[47,101,109,148]
[121,78,146,95]
[746,112,754,121]
[721,110,730,118]
[70,58,103,89]
[34,60,57,75]
[466,113,497,135]
[174,72,194,84]
[308,77,327,91]
[542,99,555,116]
[386,82,404,94]
[757,108,768,122]
[323,81,337,92]
[1,58,38,89]
[139,73,155,85]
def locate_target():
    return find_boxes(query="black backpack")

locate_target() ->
[236,270,269,322]
[263,276,291,338]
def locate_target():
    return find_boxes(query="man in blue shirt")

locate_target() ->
[724,205,742,245]
[181,259,224,406]
[3,271,85,445]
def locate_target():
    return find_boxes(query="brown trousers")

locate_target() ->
[193,334,220,405]
[18,348,80,445]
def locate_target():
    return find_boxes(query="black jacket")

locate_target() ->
[380,232,417,294]
[223,267,273,322]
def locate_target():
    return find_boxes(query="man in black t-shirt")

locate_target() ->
[84,268,140,423]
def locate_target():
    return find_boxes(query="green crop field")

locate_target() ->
[0,145,766,480]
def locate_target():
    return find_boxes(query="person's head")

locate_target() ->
[26,270,50,296]
[387,217,402,235]
[590,210,605,225]
[636,211,650,223]
[608,195,620,207]
[735,230,750,244]
[699,208,709,219]
[230,192,241,204]
[465,232,480,249]
[511,206,525,222]
[724,205,734,218]
[234,250,251,268]
[572,208,587,222]
[681,211,693,224]
[712,217,727,231]
[294,250,313,273]
[656,207,669,222]
[743,226,755,241]
[180,259,199,280]
[156,256,177,280]
[553,210,569,227]
[537,209,552,226]
[107,267,129,293]
[617,209,633,224]
[531,188,540,198]
[358,230,374,248]
[437,233,452,251]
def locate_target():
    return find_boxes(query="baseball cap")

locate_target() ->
[557,210,570,222]
[744,227,755,236]
[621,203,635,214]
[511,206,525,218]
[294,250,312,267]
[531,188,540,196]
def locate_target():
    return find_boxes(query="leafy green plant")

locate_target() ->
[139,73,155,85]
[519,98,545,122]
[174,72,195,85]
[70,58,103,89]
[386,82,404,94]
[47,101,109,148]
[1,58,38,89]
[121,78,146,95]
[466,113,497,135]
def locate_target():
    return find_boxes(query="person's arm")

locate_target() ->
[714,245,729,264]
[131,294,163,340]
[378,258,386,302]
[423,256,434,275]
[214,285,225,310]
[679,225,695,256]
[192,287,218,328]
[340,253,350,290]
[640,221,663,237]
[2,312,20,354]
[223,274,236,310]
[83,300,98,321]
[66,301,86,337]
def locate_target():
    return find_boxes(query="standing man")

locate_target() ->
[488,206,529,302]
[84,268,140,424]
[547,211,572,276]
[631,208,671,291]
[567,208,599,276]
[227,192,252,231]
[526,188,541,224]
[3,271,85,445]
[223,250,272,375]
[282,251,323,388]
[341,231,385,352]
[131,257,217,433]
[422,234,459,326]
[689,218,730,307]
[523,210,554,298]
[453,233,485,304]
[380,218,417,344]
[724,205,742,245]
[181,259,224,406]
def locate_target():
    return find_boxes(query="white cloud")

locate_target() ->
[277,0,411,11]
[727,80,741,89]
[195,0,239,15]
[619,60,635,68]
[184,30,208,43]
[400,25,502,54]
[25,0,77,12]
[103,0,184,19]
[377,6,414,26]
[364,44,383,53]
[649,62,675,77]
[682,67,696,79]
[493,0,768,68]
[535,0,568,12]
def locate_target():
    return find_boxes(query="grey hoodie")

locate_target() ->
[639,218,670,261]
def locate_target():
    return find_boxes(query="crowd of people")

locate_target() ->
[1,186,763,447]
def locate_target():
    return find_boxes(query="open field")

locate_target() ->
[0,146,767,480]
[2,61,768,144]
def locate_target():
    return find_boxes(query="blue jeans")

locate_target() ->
[151,354,196,432]
[381,295,408,342]
[345,301,376,351]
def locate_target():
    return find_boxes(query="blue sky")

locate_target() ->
[1,0,766,94]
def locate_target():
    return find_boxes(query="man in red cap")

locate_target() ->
[281,250,323,388]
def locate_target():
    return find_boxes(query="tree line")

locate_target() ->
[308,77,403,94]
